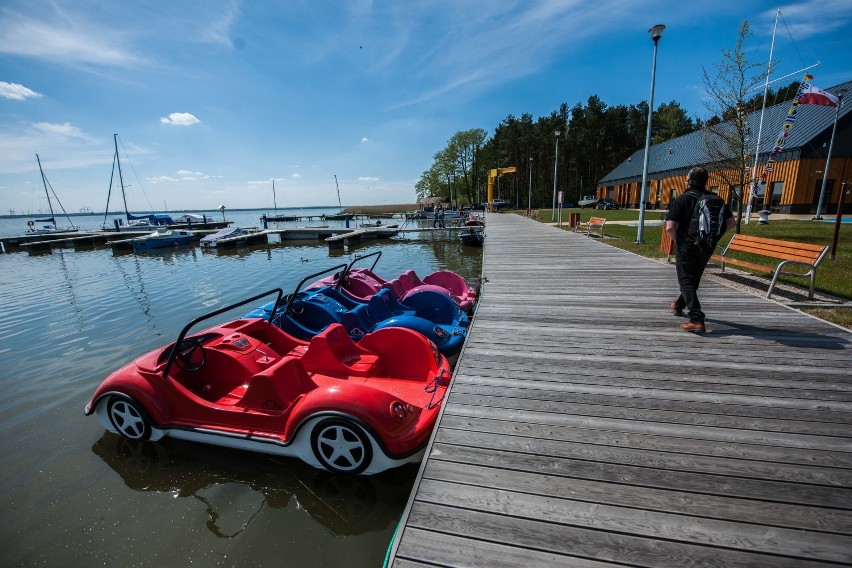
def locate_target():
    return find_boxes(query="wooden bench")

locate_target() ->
[526,209,540,218]
[710,234,829,300]
[574,216,606,237]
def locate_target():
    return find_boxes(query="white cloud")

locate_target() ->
[764,0,852,37]
[0,81,40,100]
[361,137,370,143]
[149,170,219,183]
[291,173,302,178]
[160,112,200,126]
[0,11,145,67]
[32,122,89,139]
[149,175,179,183]
[176,169,209,179]
[358,176,379,181]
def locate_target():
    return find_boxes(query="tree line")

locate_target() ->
[417,54,799,211]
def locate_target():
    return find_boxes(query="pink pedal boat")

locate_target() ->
[308,251,477,313]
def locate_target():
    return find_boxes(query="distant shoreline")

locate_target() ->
[1,203,419,220]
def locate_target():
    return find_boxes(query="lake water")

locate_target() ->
[0,208,482,567]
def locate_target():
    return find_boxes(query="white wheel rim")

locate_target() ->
[110,401,146,439]
[317,424,366,472]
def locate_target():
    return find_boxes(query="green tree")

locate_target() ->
[701,20,769,233]
[653,101,695,143]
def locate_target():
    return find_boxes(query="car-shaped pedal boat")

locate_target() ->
[246,265,469,360]
[85,288,451,475]
[308,251,477,313]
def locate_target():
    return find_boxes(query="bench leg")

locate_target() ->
[767,271,779,299]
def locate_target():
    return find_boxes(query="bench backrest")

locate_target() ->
[725,234,829,266]
[588,217,606,225]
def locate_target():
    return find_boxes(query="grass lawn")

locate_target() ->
[524,207,852,328]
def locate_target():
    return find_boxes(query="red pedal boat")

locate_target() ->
[85,288,451,475]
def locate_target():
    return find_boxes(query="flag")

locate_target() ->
[797,83,839,107]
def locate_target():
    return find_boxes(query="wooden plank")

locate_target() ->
[398,502,838,568]
[386,213,852,568]
[412,479,852,562]
[422,459,852,532]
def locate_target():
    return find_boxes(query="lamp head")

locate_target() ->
[649,24,665,43]
[555,131,561,137]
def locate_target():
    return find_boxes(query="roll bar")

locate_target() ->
[162,288,284,378]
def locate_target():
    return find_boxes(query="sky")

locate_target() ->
[1,0,851,215]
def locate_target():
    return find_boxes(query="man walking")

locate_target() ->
[664,166,736,333]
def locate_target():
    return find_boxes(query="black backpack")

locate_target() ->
[686,190,726,250]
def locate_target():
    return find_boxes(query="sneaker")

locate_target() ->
[681,321,706,333]
[669,301,683,317]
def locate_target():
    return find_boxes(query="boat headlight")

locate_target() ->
[391,401,407,421]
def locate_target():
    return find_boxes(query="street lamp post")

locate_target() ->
[551,131,560,221]
[528,156,533,211]
[814,90,845,220]
[636,24,665,244]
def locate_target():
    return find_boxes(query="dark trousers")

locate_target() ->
[673,242,714,323]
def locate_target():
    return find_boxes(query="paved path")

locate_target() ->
[386,212,852,568]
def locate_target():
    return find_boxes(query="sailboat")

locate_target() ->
[324,175,353,221]
[265,179,300,222]
[26,154,78,234]
[101,134,174,232]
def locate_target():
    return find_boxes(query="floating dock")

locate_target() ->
[1,224,477,255]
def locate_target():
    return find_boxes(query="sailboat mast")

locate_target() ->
[273,179,278,215]
[114,134,131,221]
[747,8,779,219]
[35,153,57,221]
[334,175,342,211]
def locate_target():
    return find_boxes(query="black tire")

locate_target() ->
[107,397,152,440]
[310,418,373,474]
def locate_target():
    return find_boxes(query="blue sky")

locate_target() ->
[1,0,851,215]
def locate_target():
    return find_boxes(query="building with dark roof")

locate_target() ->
[596,80,852,214]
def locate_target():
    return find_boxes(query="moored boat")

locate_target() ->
[459,228,484,246]
[247,265,470,359]
[132,228,195,250]
[85,288,451,475]
[199,226,259,247]
[26,154,79,235]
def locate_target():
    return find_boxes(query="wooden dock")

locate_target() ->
[386,213,852,567]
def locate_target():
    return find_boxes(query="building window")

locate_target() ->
[770,181,784,210]
[730,185,741,209]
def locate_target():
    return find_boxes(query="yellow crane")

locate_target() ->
[486,167,517,212]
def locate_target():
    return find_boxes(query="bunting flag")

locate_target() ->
[752,74,816,202]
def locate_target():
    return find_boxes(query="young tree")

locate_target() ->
[701,20,769,233]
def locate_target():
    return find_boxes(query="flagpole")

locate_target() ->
[814,92,844,220]
[746,8,779,225]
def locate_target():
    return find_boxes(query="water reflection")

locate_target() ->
[112,253,154,324]
[91,433,416,538]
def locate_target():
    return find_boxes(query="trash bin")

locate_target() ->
[758,210,770,224]
[568,212,580,229]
